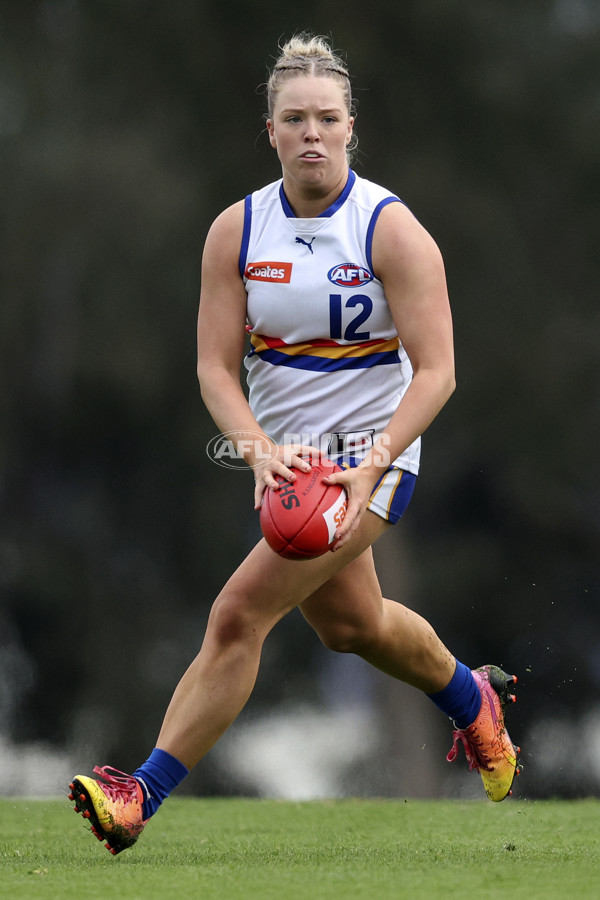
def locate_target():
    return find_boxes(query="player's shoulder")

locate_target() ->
[352,173,433,241]
[350,171,401,209]
[246,178,282,215]
[207,199,245,238]
[200,201,247,277]
[207,179,281,237]
[372,198,444,284]
[349,172,437,259]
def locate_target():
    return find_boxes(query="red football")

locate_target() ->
[260,457,348,560]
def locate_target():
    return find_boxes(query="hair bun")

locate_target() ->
[266,32,353,118]
[279,34,337,62]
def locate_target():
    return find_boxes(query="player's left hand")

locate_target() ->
[322,464,379,551]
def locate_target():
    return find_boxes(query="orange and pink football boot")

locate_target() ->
[446,664,521,801]
[69,766,148,855]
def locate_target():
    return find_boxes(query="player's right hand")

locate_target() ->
[253,444,321,510]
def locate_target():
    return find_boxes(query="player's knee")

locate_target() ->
[207,591,263,648]
[316,620,377,655]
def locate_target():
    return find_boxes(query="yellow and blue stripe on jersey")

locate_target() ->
[246,332,401,372]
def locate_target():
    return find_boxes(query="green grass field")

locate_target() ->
[1,796,599,899]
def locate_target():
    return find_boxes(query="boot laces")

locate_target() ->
[446,728,494,773]
[92,766,140,802]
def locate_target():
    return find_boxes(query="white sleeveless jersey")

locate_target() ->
[240,170,420,474]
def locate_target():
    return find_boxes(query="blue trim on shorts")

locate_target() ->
[338,459,417,524]
[369,467,417,523]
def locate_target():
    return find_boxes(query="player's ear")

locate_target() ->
[267,119,277,148]
[346,116,355,145]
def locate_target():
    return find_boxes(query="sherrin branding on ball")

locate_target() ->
[260,456,348,559]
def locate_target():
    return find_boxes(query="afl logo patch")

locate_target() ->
[327,263,373,287]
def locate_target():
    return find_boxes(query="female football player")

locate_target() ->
[69,33,520,854]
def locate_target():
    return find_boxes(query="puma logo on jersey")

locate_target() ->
[295,236,315,254]
[245,261,292,283]
[327,263,373,287]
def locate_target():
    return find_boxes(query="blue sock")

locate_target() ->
[427,660,481,729]
[133,748,189,819]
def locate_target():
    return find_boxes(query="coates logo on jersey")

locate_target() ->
[327,263,374,287]
[245,261,292,283]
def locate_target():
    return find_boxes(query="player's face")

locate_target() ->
[267,76,354,189]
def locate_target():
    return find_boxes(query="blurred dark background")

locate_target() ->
[1,0,599,800]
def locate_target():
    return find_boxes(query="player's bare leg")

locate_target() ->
[300,542,455,692]
[154,512,392,768]
[69,525,385,854]
[300,520,520,802]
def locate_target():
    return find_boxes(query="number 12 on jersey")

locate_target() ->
[329,294,373,342]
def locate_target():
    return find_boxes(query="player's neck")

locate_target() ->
[282,168,349,218]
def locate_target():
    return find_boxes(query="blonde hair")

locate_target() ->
[266,33,355,120]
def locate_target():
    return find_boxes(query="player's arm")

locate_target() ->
[197,202,269,462]
[197,203,313,503]
[367,200,456,464]
[327,201,455,546]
